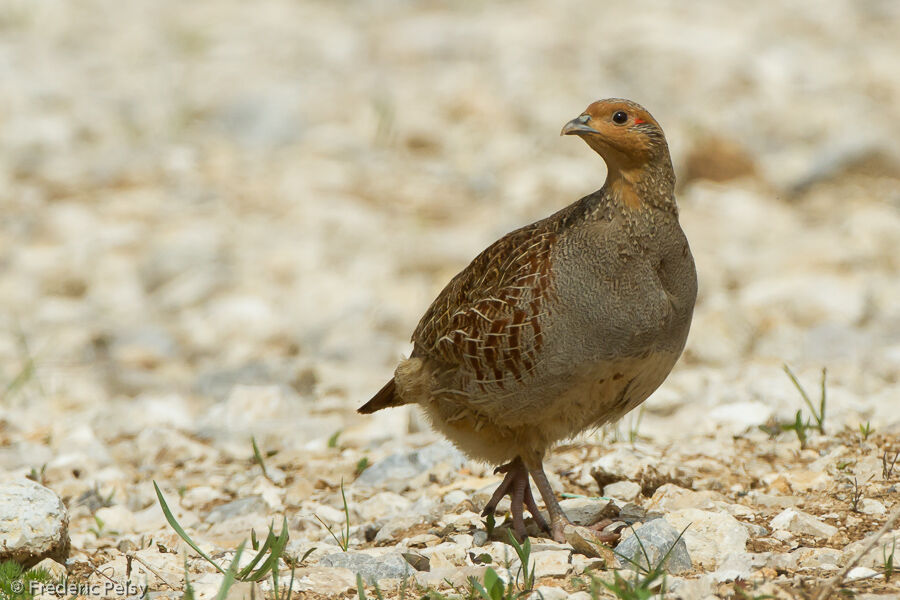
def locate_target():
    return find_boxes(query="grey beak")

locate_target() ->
[561,114,600,136]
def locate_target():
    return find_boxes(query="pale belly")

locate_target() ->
[421,348,681,464]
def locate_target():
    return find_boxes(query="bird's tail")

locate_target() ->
[357,378,404,414]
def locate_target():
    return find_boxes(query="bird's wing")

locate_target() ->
[411,223,559,388]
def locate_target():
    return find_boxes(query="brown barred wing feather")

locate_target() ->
[412,225,558,390]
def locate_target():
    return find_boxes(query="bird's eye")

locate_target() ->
[612,111,628,124]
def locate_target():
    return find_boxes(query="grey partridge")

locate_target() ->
[359,98,697,542]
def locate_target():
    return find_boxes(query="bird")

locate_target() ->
[359,98,697,543]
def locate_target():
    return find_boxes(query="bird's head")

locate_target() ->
[561,99,670,175]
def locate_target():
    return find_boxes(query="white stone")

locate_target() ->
[592,448,647,480]
[859,498,886,515]
[530,550,572,578]
[603,481,642,502]
[527,586,569,600]
[192,578,262,600]
[443,489,469,507]
[648,484,723,511]
[552,497,614,526]
[373,515,421,544]
[290,567,356,595]
[0,479,69,566]
[772,530,794,542]
[794,547,841,569]
[846,566,879,581]
[840,528,900,569]
[664,509,749,569]
[710,552,753,582]
[667,574,716,600]
[770,508,838,539]
[423,542,467,569]
[30,557,67,580]
[480,541,522,572]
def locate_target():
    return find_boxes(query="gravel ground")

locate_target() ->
[1,1,899,599]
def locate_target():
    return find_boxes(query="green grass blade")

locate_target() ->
[154,481,227,576]
[237,522,278,580]
[783,363,825,433]
[356,573,368,600]
[246,517,290,581]
[214,542,245,600]
[237,534,272,580]
[341,479,350,550]
[469,578,490,600]
[251,437,269,480]
[283,559,296,600]
[183,559,195,600]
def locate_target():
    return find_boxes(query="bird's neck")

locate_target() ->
[604,158,677,215]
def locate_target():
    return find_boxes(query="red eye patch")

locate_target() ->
[634,118,646,124]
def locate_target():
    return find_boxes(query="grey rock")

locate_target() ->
[615,519,692,574]
[619,503,649,523]
[205,496,269,524]
[318,552,412,584]
[741,522,769,537]
[0,479,70,568]
[355,442,465,489]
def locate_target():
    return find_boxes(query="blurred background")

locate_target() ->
[1,0,899,475]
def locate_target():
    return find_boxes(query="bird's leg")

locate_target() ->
[481,461,517,517]
[528,462,572,543]
[523,482,549,533]
[509,469,527,539]
[481,457,550,540]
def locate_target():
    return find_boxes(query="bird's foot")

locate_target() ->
[481,457,549,540]
[588,518,623,544]
[550,518,571,544]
